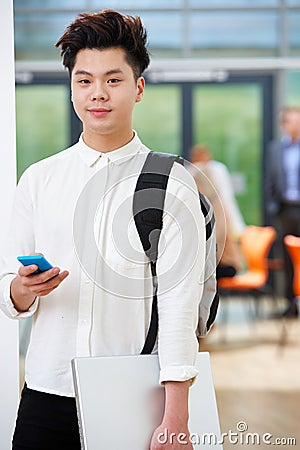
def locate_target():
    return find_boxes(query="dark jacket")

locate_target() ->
[265,139,300,217]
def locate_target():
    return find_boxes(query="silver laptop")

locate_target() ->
[72,352,223,450]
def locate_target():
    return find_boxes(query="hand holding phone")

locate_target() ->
[12,254,68,312]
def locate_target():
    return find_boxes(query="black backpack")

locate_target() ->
[133,151,219,355]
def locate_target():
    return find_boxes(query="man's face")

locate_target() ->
[281,111,300,141]
[71,47,144,147]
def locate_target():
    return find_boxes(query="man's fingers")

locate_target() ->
[19,265,69,291]
[20,266,59,283]
[18,264,39,277]
[29,271,69,296]
[33,267,61,283]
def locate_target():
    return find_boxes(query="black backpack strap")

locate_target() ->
[140,260,158,355]
[197,192,219,335]
[133,151,182,354]
[199,192,215,241]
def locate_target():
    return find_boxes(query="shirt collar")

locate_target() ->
[282,135,300,148]
[76,131,143,167]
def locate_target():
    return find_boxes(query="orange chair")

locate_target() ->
[284,235,300,299]
[217,225,277,324]
[218,225,277,292]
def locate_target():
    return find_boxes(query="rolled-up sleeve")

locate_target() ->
[157,162,205,383]
[0,272,39,319]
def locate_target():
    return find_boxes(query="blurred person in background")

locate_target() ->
[266,106,300,317]
[189,144,246,280]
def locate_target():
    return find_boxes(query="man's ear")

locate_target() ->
[136,77,145,103]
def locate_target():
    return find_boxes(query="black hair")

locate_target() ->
[55,9,150,80]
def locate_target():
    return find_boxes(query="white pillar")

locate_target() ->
[0,0,20,447]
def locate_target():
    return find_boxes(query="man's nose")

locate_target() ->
[91,83,108,101]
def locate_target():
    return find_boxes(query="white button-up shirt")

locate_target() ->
[0,133,205,397]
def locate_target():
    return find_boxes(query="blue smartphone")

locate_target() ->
[17,255,53,274]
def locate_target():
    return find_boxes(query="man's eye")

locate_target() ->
[79,79,90,84]
[107,79,120,84]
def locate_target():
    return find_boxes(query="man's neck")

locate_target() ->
[289,132,300,143]
[82,130,135,153]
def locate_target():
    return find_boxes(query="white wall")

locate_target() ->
[0,0,20,447]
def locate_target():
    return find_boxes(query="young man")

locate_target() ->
[0,10,205,450]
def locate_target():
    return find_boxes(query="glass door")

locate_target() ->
[193,82,262,226]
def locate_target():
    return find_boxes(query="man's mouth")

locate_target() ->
[88,108,111,117]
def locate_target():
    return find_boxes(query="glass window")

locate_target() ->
[14,0,87,7]
[14,10,183,60]
[13,2,298,60]
[193,83,262,225]
[16,85,69,179]
[189,0,279,5]
[190,11,279,57]
[91,0,183,8]
[287,12,300,56]
[124,11,183,57]
[14,12,77,60]
[133,85,181,155]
